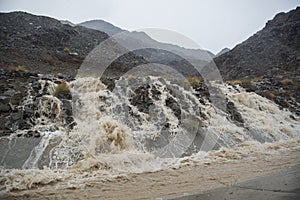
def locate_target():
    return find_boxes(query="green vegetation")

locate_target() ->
[53,83,70,97]
[186,76,203,87]
[63,47,70,52]
[8,65,28,72]
[240,78,252,88]
[227,78,253,88]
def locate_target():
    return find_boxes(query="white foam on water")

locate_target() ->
[1,77,300,192]
[218,83,299,140]
[1,138,299,192]
[22,131,65,169]
[22,78,300,171]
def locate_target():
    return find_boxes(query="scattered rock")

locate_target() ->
[226,101,244,125]
[165,96,181,119]
[130,85,153,114]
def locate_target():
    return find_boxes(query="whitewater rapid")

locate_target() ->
[0,76,299,192]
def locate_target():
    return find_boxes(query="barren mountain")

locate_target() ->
[214,7,300,80]
[79,19,124,36]
[214,7,300,114]
[0,12,145,78]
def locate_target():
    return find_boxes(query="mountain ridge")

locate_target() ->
[79,19,124,36]
[79,20,215,64]
[214,7,300,80]
[0,11,147,78]
[214,6,300,114]
[0,9,299,114]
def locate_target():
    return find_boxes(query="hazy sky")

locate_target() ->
[1,0,299,53]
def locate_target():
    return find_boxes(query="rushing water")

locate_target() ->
[0,76,299,192]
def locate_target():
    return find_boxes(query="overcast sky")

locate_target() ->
[1,0,299,54]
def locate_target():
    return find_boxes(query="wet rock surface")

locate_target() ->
[226,101,244,126]
[214,7,300,115]
[226,77,300,115]
[0,69,74,136]
[130,85,154,114]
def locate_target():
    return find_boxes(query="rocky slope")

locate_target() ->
[215,47,230,57]
[0,12,146,78]
[214,7,300,80]
[0,12,108,77]
[79,19,215,60]
[79,20,214,77]
[0,69,74,136]
[0,12,148,135]
[0,8,299,138]
[214,7,300,114]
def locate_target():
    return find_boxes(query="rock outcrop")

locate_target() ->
[214,7,300,80]
[0,69,74,135]
[0,12,145,78]
[214,7,300,114]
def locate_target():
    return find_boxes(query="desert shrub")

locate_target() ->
[264,91,276,100]
[227,80,241,85]
[281,78,293,85]
[240,78,252,88]
[53,83,70,97]
[251,77,263,82]
[187,76,203,87]
[282,90,291,96]
[292,83,300,91]
[63,47,70,52]
[8,65,28,72]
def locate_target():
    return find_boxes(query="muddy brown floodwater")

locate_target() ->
[1,139,299,200]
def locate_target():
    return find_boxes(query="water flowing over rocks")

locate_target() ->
[0,8,300,197]
[214,7,300,114]
[0,70,74,137]
[0,73,299,171]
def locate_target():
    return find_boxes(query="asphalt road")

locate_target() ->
[170,164,300,200]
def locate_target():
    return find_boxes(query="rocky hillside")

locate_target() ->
[0,12,145,78]
[0,12,109,77]
[79,19,215,61]
[0,70,74,136]
[214,7,300,114]
[214,7,300,80]
[79,20,214,76]
[0,12,210,79]
[215,48,230,57]
[0,12,147,135]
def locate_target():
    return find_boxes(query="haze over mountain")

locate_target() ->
[78,19,215,78]
[1,0,299,53]
[0,12,215,78]
[0,6,300,199]
[79,19,215,62]
[79,20,124,36]
[0,8,299,114]
[60,20,76,27]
